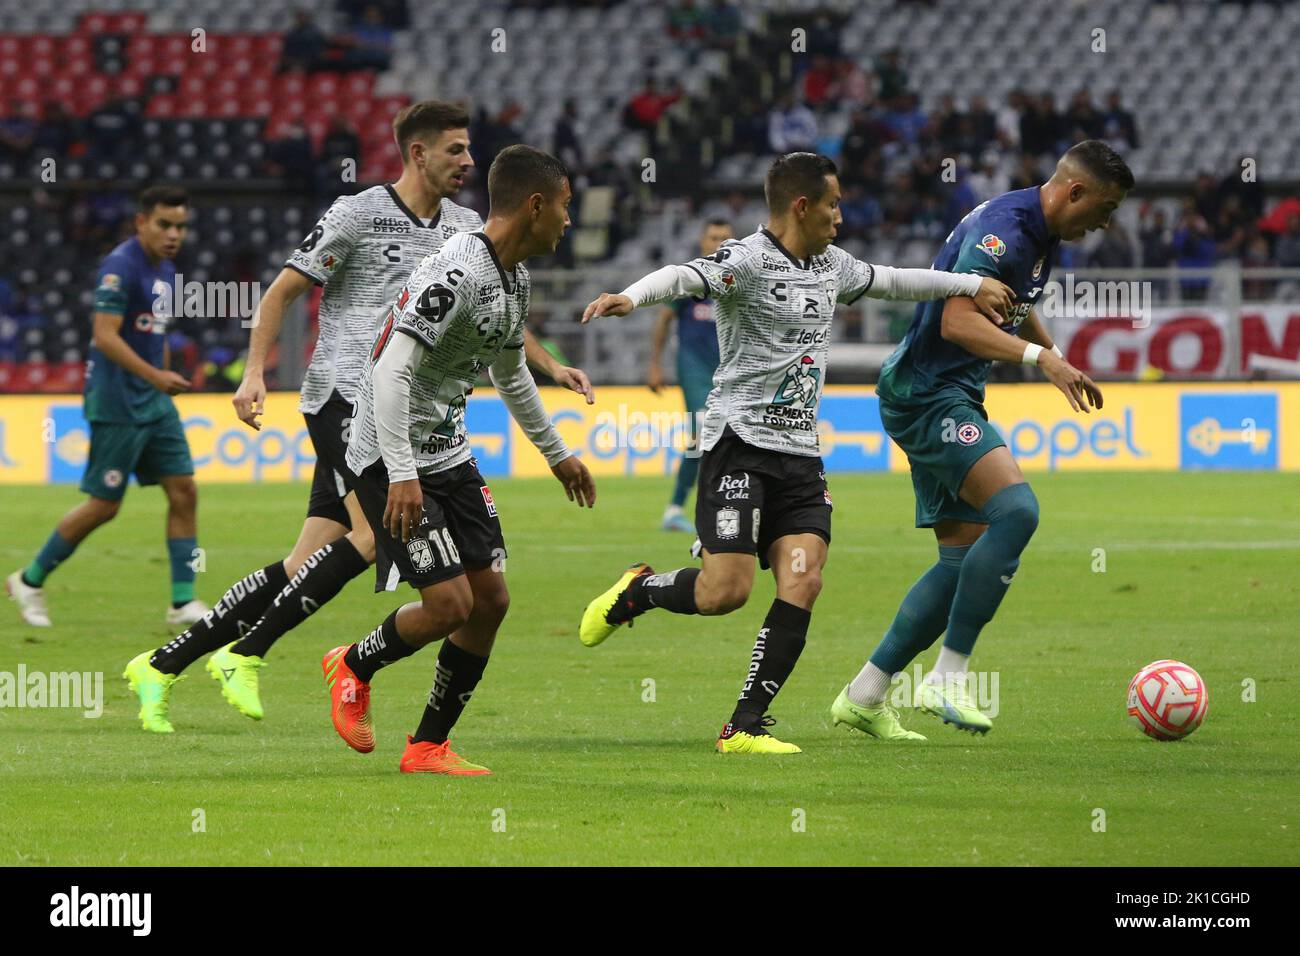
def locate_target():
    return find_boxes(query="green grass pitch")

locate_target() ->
[1,472,1296,866]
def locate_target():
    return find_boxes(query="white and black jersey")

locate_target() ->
[286,184,483,414]
[685,228,875,458]
[346,231,568,480]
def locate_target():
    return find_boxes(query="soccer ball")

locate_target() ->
[1127,660,1208,741]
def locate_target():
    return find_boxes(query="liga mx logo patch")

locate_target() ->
[480,485,497,517]
[407,537,434,571]
[977,234,1006,260]
[956,422,983,446]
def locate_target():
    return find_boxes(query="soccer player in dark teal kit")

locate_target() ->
[6,186,207,629]
[647,218,731,532]
[831,141,1132,739]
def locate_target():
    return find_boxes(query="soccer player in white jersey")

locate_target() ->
[578,152,1014,754]
[124,103,593,734]
[322,145,594,776]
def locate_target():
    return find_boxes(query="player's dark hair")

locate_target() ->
[703,218,732,231]
[392,99,471,158]
[764,152,838,212]
[137,185,188,214]
[1064,139,1135,191]
[486,145,569,212]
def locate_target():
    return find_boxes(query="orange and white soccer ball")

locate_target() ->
[1127,660,1208,741]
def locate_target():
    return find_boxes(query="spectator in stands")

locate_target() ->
[732,95,770,153]
[625,77,682,132]
[882,92,926,146]
[553,100,583,174]
[875,49,908,102]
[837,182,882,240]
[264,122,314,192]
[704,0,743,50]
[1191,172,1220,225]
[340,5,395,71]
[668,0,707,47]
[1089,218,1136,267]
[1007,152,1042,191]
[1219,155,1264,220]
[1064,89,1105,142]
[84,97,141,165]
[1139,205,1175,268]
[1102,92,1139,150]
[317,116,361,195]
[801,55,838,110]
[1172,203,1217,300]
[968,150,1010,203]
[767,93,818,153]
[996,89,1026,148]
[1213,195,1249,259]
[281,10,328,72]
[1274,214,1300,268]
[833,58,873,108]
[32,101,79,158]
[0,100,36,165]
[1019,92,1059,156]
[967,96,997,151]
[472,102,525,176]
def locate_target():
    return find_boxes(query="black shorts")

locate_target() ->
[695,427,832,570]
[351,457,507,592]
[303,391,358,527]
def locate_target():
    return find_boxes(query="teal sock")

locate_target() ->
[24,531,77,587]
[944,483,1039,655]
[868,544,969,673]
[671,454,700,508]
[168,536,198,605]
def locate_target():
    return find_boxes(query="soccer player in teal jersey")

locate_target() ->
[647,218,731,532]
[831,141,1132,740]
[7,186,207,629]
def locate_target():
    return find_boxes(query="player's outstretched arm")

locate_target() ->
[864,263,1014,321]
[92,311,190,395]
[489,343,594,508]
[523,327,595,405]
[581,263,707,323]
[372,331,425,542]
[941,298,1101,413]
[233,266,315,430]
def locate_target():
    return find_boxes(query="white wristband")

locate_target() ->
[1050,344,1063,358]
[1022,343,1044,365]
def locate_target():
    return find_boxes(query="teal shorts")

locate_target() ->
[81,404,194,501]
[880,389,1006,528]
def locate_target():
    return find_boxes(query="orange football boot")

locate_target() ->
[322,645,375,753]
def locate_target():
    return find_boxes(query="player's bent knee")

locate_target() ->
[91,498,122,524]
[780,569,823,608]
[419,585,474,635]
[990,482,1040,544]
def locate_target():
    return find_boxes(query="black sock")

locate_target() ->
[344,609,417,683]
[729,599,811,731]
[150,561,290,675]
[633,567,700,614]
[411,639,489,744]
[231,539,369,658]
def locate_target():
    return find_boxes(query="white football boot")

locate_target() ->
[166,599,210,628]
[6,570,51,627]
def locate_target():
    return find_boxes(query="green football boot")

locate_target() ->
[914,677,993,734]
[206,642,266,720]
[123,651,184,733]
[830,686,926,740]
